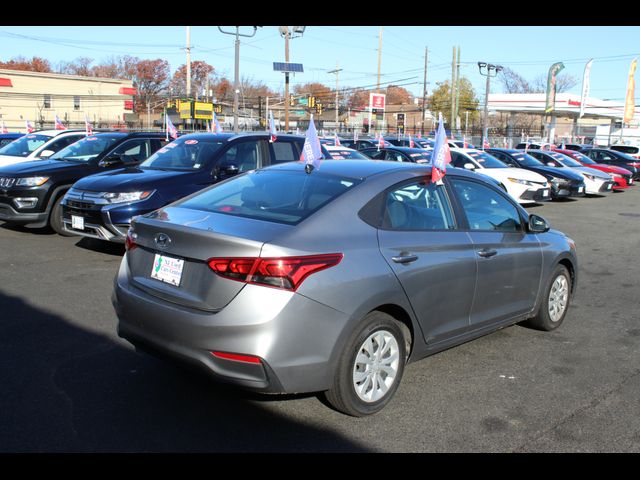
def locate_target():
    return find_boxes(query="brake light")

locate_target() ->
[211,351,262,364]
[207,254,343,291]
[125,230,138,251]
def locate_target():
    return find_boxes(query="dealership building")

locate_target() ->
[0,69,137,132]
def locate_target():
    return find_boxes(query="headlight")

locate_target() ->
[610,173,621,179]
[550,177,568,186]
[15,176,49,186]
[102,191,154,204]
[582,173,596,181]
[507,177,533,186]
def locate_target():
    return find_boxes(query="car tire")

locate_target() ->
[323,311,407,417]
[525,264,572,331]
[50,194,73,236]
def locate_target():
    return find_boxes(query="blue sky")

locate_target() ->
[2,26,639,104]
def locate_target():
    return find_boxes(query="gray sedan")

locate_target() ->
[112,160,578,416]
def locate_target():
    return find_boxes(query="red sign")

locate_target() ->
[119,87,138,95]
[0,78,13,87]
[124,100,134,111]
[370,93,386,110]
[568,100,581,106]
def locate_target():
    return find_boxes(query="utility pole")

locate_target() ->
[377,26,383,93]
[218,26,258,133]
[455,46,461,134]
[451,46,457,133]
[186,26,192,98]
[478,62,503,148]
[422,46,428,136]
[279,26,305,133]
[328,62,343,131]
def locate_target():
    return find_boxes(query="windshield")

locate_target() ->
[566,151,595,164]
[327,149,370,160]
[177,169,362,225]
[549,152,582,167]
[140,138,224,171]
[0,134,49,157]
[466,151,508,168]
[50,135,121,162]
[610,145,639,154]
[511,152,544,167]
[406,151,432,164]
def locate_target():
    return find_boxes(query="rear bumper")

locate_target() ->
[112,257,349,394]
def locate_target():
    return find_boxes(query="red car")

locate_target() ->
[554,148,634,190]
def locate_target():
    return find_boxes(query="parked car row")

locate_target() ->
[0,128,597,416]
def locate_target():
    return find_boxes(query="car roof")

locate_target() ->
[178,132,306,142]
[325,145,357,151]
[364,146,429,153]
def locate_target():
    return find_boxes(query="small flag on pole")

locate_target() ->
[269,111,277,143]
[463,135,468,148]
[354,130,358,142]
[25,120,35,133]
[84,115,93,136]
[1,121,8,134]
[166,116,178,140]
[378,132,385,150]
[206,120,212,133]
[300,114,323,173]
[409,134,415,148]
[296,127,300,135]
[54,114,66,130]
[334,132,341,146]
[430,113,452,184]
[213,111,223,133]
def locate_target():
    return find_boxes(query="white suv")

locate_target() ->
[0,129,87,167]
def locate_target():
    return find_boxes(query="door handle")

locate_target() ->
[477,249,498,258]
[392,254,418,264]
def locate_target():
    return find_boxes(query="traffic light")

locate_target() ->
[315,103,323,115]
[308,96,316,108]
[290,94,295,106]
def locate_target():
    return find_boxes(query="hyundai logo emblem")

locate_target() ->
[154,233,171,249]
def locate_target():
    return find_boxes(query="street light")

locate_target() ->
[218,26,260,133]
[279,26,305,132]
[478,62,503,148]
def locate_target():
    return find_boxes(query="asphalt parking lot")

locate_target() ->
[1,187,639,453]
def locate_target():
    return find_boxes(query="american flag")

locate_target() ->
[463,135,468,148]
[269,111,277,143]
[25,120,35,133]
[483,138,490,150]
[334,132,341,146]
[166,116,178,140]
[409,134,415,148]
[299,114,323,170]
[1,121,8,134]
[55,115,66,130]
[378,132,385,150]
[430,113,452,184]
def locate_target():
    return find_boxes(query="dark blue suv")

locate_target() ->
[61,132,312,243]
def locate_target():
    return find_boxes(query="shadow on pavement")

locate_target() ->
[0,222,55,236]
[74,237,126,257]
[0,291,368,452]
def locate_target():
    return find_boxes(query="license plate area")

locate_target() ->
[72,215,84,230]
[150,253,184,286]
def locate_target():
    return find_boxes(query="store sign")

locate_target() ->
[370,93,386,110]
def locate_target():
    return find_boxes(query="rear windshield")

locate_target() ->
[0,134,49,157]
[327,149,370,160]
[177,169,362,225]
[610,145,639,154]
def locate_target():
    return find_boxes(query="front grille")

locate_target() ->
[0,177,16,189]
[66,200,95,210]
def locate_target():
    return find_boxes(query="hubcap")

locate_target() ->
[352,330,400,403]
[548,274,569,322]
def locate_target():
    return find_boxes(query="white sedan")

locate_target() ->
[0,130,86,167]
[450,148,551,204]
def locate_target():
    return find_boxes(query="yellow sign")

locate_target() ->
[194,102,214,120]
[624,59,637,124]
[178,100,192,120]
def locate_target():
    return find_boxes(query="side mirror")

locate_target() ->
[463,162,476,170]
[99,155,124,168]
[39,149,55,159]
[217,164,240,178]
[528,214,550,233]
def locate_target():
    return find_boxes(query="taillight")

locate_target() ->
[211,351,262,364]
[125,230,138,251]
[207,254,343,291]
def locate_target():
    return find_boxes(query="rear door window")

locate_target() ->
[271,140,299,164]
[218,139,267,172]
[383,180,455,230]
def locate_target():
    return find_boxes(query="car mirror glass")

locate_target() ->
[39,149,55,158]
[528,214,550,233]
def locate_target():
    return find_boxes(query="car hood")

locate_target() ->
[590,163,633,175]
[0,154,39,167]
[571,166,611,179]
[523,165,584,181]
[72,167,200,192]
[477,167,548,183]
[0,159,86,176]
